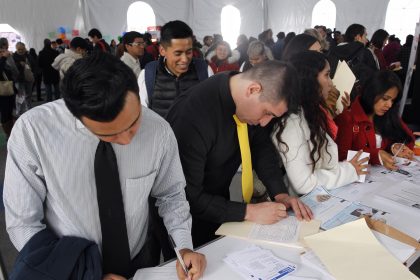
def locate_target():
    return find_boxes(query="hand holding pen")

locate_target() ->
[169,235,207,280]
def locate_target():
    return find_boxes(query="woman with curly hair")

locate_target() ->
[273,51,367,194]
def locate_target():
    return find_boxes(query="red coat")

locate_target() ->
[335,96,414,164]
[209,58,239,74]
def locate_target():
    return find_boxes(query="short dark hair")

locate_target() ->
[370,29,389,49]
[242,60,299,108]
[276,32,285,39]
[344,24,365,42]
[282,34,318,61]
[56,38,63,45]
[70,37,88,50]
[62,52,139,122]
[122,31,144,45]
[88,28,103,39]
[160,20,193,47]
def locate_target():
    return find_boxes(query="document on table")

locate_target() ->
[216,216,320,247]
[224,245,297,280]
[300,249,336,280]
[248,216,300,243]
[133,262,178,280]
[376,180,420,211]
[346,150,369,182]
[300,186,391,230]
[332,60,356,113]
[304,219,418,280]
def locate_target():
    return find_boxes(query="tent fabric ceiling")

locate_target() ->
[0,0,390,50]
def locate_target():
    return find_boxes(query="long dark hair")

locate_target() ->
[360,70,412,144]
[275,51,330,171]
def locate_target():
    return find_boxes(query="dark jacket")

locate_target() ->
[38,47,60,84]
[328,41,376,80]
[144,57,209,117]
[10,229,102,280]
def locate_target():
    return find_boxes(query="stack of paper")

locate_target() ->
[216,216,320,248]
[332,60,356,113]
[224,245,297,280]
[304,219,418,280]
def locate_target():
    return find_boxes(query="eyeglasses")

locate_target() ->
[129,42,145,47]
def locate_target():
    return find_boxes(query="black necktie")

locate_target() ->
[94,140,131,276]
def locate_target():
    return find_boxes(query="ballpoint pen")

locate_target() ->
[169,235,189,276]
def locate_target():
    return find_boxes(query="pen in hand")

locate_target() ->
[169,235,189,276]
[392,141,406,161]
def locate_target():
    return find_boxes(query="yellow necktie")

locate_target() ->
[233,115,253,203]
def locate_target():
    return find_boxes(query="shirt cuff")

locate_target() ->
[172,229,194,251]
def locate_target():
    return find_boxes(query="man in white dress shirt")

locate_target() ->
[4,52,206,280]
[120,31,146,78]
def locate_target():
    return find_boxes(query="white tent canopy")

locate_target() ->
[0,0,418,50]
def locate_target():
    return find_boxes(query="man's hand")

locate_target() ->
[245,202,287,224]
[102,274,126,280]
[274,193,313,221]
[177,249,206,280]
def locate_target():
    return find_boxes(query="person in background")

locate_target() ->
[55,38,66,54]
[383,35,401,66]
[52,37,88,80]
[144,32,159,60]
[282,32,296,51]
[120,31,146,78]
[28,48,43,101]
[88,28,111,53]
[13,42,34,115]
[272,31,285,60]
[308,27,329,52]
[208,41,240,74]
[397,34,413,82]
[38,39,60,101]
[110,39,118,56]
[239,40,273,72]
[335,70,415,170]
[235,34,249,67]
[281,33,321,61]
[0,37,18,140]
[367,29,390,70]
[201,35,213,56]
[138,20,212,117]
[273,51,366,195]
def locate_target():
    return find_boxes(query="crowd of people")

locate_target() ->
[1,19,419,280]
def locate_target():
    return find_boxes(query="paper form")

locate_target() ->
[133,263,178,280]
[346,150,370,182]
[332,60,356,113]
[300,186,391,230]
[376,180,420,211]
[248,216,300,243]
[304,219,418,280]
[300,250,336,280]
[223,245,297,280]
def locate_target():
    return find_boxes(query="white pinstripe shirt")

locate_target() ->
[3,99,193,257]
